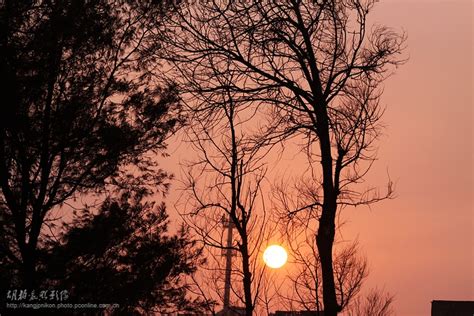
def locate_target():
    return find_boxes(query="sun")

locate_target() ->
[263,245,288,269]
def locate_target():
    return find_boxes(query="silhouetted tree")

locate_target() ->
[271,177,395,315]
[274,177,368,312]
[36,193,207,315]
[0,0,181,288]
[161,1,405,315]
[179,78,270,315]
[283,238,369,313]
[347,288,394,316]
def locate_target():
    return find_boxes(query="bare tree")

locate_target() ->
[161,1,405,314]
[177,76,271,315]
[347,288,395,316]
[274,177,368,313]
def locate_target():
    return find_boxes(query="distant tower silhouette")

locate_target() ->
[222,214,235,313]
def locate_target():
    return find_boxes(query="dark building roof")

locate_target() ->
[270,311,324,316]
[216,306,246,316]
[431,300,474,316]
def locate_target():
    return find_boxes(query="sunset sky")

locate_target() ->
[161,1,473,315]
[8,1,474,314]
[351,1,473,315]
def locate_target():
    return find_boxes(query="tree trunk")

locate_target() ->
[315,104,340,316]
[316,204,338,316]
[20,210,43,289]
[241,239,253,316]
[21,247,37,289]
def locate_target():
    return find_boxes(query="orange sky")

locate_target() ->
[161,1,473,315]
[348,1,473,315]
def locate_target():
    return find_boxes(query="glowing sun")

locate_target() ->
[263,245,288,269]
